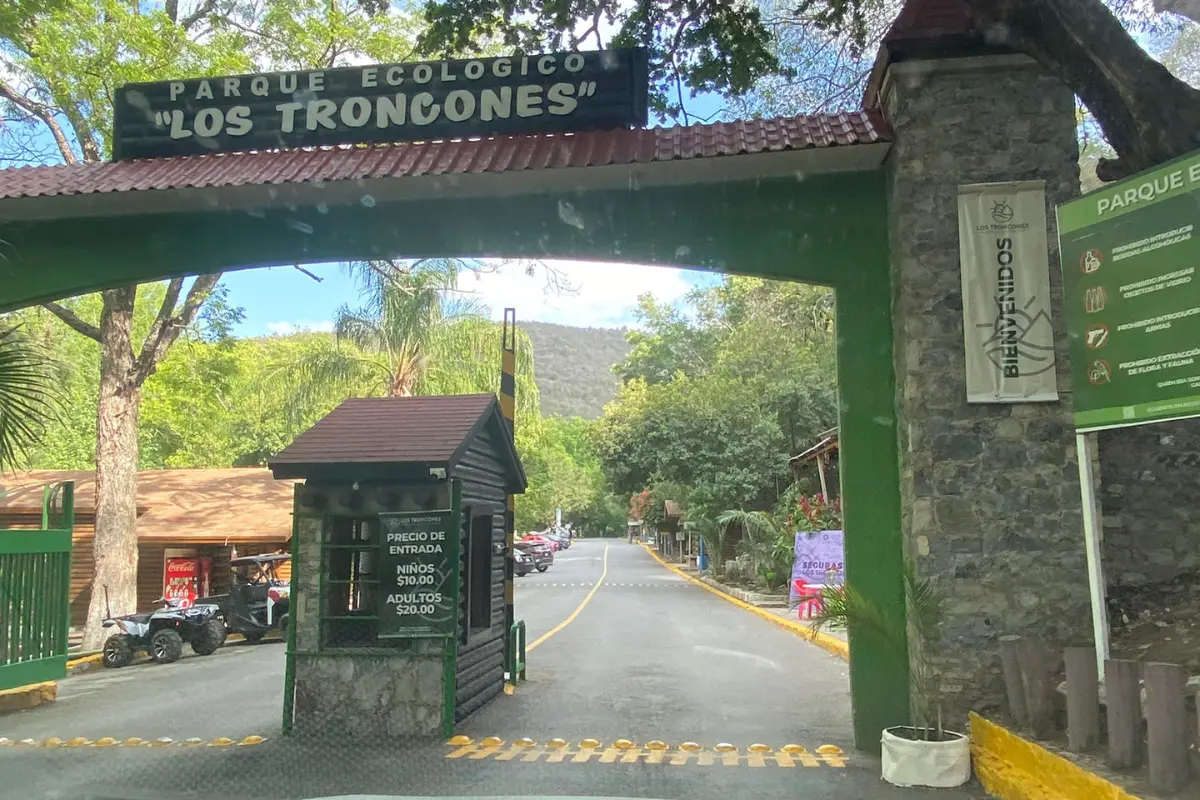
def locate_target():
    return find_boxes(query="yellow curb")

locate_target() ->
[0,681,56,714]
[640,544,850,661]
[969,712,1139,800]
[66,653,104,670]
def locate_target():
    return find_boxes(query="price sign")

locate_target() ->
[378,510,458,638]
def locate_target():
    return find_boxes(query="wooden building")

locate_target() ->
[269,393,526,737]
[0,469,293,636]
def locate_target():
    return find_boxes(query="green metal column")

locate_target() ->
[834,185,911,752]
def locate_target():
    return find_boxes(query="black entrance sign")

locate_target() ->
[112,49,649,161]
[378,511,458,639]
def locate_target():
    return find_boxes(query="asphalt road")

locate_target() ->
[0,539,983,800]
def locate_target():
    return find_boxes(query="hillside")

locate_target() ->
[521,322,631,419]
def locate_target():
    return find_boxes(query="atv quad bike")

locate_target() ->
[197,553,290,644]
[102,597,226,668]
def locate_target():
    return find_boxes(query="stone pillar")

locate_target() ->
[883,54,1090,719]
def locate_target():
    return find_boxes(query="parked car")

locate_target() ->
[522,533,559,552]
[513,548,534,577]
[545,531,571,551]
[102,597,225,668]
[196,553,290,644]
[515,539,553,572]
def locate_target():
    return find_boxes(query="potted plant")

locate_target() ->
[809,563,971,788]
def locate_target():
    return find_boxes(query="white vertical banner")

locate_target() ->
[958,180,1059,403]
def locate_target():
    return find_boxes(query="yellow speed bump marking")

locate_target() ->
[43,738,64,748]
[123,738,146,747]
[0,738,12,746]
[64,738,92,747]
[92,737,119,747]
[443,739,849,768]
[182,737,206,746]
[238,735,267,746]
[447,735,473,746]
[18,739,38,747]
[209,738,235,747]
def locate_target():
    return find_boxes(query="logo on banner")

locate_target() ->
[975,205,1055,379]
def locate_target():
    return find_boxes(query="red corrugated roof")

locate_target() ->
[269,394,500,467]
[0,113,889,201]
[884,0,974,43]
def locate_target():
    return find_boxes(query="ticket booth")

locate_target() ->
[269,393,526,738]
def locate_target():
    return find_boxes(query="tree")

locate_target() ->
[1,0,426,648]
[0,325,56,473]
[277,260,539,416]
[416,0,1200,180]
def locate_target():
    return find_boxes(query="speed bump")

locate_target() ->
[444,738,848,768]
[0,735,271,748]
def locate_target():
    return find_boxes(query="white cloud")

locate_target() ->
[455,259,702,329]
[266,320,334,336]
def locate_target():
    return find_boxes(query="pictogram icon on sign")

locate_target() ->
[1087,360,1112,385]
[1081,248,1103,274]
[1085,324,1109,349]
[1084,286,1107,314]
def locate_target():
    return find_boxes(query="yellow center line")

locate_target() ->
[527,543,609,653]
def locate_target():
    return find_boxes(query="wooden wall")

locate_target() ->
[453,424,510,722]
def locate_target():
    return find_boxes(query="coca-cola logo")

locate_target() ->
[166,560,196,575]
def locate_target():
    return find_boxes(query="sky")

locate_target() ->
[223,259,724,337]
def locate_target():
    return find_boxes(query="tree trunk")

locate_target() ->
[81,288,141,652]
[968,0,1200,180]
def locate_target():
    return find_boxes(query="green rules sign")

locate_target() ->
[1057,149,1200,431]
[378,510,458,638]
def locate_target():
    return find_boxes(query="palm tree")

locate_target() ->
[0,324,56,473]
[275,259,537,417]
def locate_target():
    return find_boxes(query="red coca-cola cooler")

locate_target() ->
[163,555,212,607]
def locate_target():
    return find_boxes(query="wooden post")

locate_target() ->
[999,635,1028,727]
[1064,646,1100,752]
[1105,658,1142,770]
[815,451,830,500]
[1017,637,1054,738]
[1144,662,1189,792]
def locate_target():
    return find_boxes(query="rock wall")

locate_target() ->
[1100,418,1200,587]
[883,54,1090,719]
[290,507,445,737]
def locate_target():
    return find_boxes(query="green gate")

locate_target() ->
[0,481,74,691]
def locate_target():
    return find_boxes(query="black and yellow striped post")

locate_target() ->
[500,309,517,674]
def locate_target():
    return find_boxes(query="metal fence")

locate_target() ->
[0,482,74,691]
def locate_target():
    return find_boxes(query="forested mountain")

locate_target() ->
[521,322,631,419]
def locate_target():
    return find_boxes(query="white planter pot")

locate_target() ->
[880,726,971,788]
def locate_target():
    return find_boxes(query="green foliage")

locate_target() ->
[810,562,948,736]
[521,322,630,419]
[415,0,782,120]
[594,276,838,520]
[0,325,57,472]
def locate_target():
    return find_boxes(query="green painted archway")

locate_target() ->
[0,166,906,750]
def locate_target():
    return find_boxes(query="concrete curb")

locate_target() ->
[639,544,850,662]
[969,712,1139,800]
[66,653,104,674]
[0,682,56,715]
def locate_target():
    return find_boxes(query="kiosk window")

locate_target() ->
[321,516,379,647]
[467,513,493,633]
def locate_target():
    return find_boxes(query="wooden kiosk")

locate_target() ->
[269,393,526,737]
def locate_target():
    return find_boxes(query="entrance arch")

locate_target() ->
[0,113,906,749]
